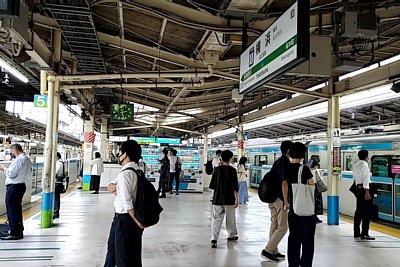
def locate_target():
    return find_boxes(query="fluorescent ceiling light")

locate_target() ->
[0,58,29,83]
[339,63,379,81]
[292,82,328,98]
[380,54,400,66]
[209,128,236,138]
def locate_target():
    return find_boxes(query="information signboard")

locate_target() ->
[239,1,309,94]
[34,94,48,108]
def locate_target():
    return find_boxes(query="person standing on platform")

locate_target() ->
[310,160,323,224]
[158,149,169,198]
[285,142,316,267]
[261,140,293,262]
[54,152,65,219]
[212,150,222,169]
[0,144,32,240]
[353,149,375,240]
[138,156,147,176]
[104,140,145,267]
[237,157,249,205]
[209,150,239,249]
[168,149,182,195]
[89,152,104,194]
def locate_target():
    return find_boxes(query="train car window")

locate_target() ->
[390,157,400,178]
[371,156,389,177]
[345,155,354,171]
[255,155,268,166]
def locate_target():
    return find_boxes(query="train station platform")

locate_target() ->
[0,189,399,266]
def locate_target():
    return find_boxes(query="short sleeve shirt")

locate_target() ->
[286,163,314,213]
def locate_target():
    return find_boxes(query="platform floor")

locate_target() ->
[0,190,399,267]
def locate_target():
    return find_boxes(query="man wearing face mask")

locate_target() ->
[104,140,145,267]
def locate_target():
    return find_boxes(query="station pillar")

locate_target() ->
[203,129,210,189]
[237,123,244,160]
[100,118,108,161]
[82,117,95,191]
[327,95,341,225]
[41,75,60,228]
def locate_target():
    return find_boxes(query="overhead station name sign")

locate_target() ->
[239,1,309,94]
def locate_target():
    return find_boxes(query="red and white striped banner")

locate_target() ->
[84,132,95,143]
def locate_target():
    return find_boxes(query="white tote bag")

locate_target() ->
[292,165,315,216]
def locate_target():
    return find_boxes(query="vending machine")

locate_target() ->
[177,147,203,192]
[141,146,160,188]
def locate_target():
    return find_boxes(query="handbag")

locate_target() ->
[349,181,357,196]
[292,165,315,216]
[315,170,327,193]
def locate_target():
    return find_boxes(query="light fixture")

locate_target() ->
[339,63,379,81]
[380,54,400,66]
[0,58,29,83]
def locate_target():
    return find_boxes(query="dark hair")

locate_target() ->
[358,149,369,160]
[280,140,294,154]
[310,160,319,168]
[216,150,222,155]
[238,156,247,165]
[10,144,23,152]
[172,149,177,156]
[95,152,101,158]
[120,140,142,163]
[56,152,62,159]
[289,142,307,159]
[221,150,233,162]
[162,148,168,156]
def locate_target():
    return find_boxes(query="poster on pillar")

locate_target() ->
[332,128,341,174]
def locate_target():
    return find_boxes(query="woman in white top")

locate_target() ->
[237,157,249,205]
[89,152,104,194]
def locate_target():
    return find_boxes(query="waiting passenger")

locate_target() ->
[104,140,145,267]
[212,150,222,169]
[89,152,104,194]
[168,149,182,195]
[261,140,293,262]
[237,156,249,205]
[353,149,375,240]
[54,152,65,219]
[209,150,239,249]
[0,144,32,240]
[158,149,169,198]
[284,142,316,267]
[310,160,324,223]
[138,156,147,176]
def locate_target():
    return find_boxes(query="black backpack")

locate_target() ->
[175,156,182,173]
[205,159,214,175]
[258,171,278,203]
[124,167,163,227]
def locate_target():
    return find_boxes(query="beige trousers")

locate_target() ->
[210,205,237,241]
[265,198,288,253]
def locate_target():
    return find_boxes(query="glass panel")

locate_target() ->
[310,155,320,167]
[345,155,354,171]
[375,183,393,216]
[250,168,262,187]
[395,184,400,219]
[390,157,400,178]
[255,155,268,166]
[371,156,389,177]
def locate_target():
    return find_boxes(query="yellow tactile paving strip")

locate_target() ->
[0,182,81,223]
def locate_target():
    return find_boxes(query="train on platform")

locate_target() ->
[209,134,400,225]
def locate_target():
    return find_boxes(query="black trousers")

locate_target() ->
[169,171,180,192]
[115,213,144,267]
[104,216,116,267]
[6,183,26,235]
[288,213,316,267]
[54,183,64,216]
[354,188,372,236]
[90,175,101,192]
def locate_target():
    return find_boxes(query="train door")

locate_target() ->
[390,156,400,223]
[371,155,394,222]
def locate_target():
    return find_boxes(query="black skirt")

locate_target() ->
[314,187,323,215]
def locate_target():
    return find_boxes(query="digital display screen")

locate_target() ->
[0,0,19,16]
[391,165,400,174]
[0,0,8,10]
[111,104,134,121]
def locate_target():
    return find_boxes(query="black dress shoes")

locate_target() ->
[1,233,23,240]
[361,235,375,240]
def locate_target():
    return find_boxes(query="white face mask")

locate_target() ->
[118,152,127,166]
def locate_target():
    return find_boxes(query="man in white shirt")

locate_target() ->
[0,144,32,240]
[104,140,145,267]
[212,150,222,169]
[54,152,65,219]
[89,152,104,194]
[353,149,374,240]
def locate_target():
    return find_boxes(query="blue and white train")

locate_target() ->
[209,134,400,224]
